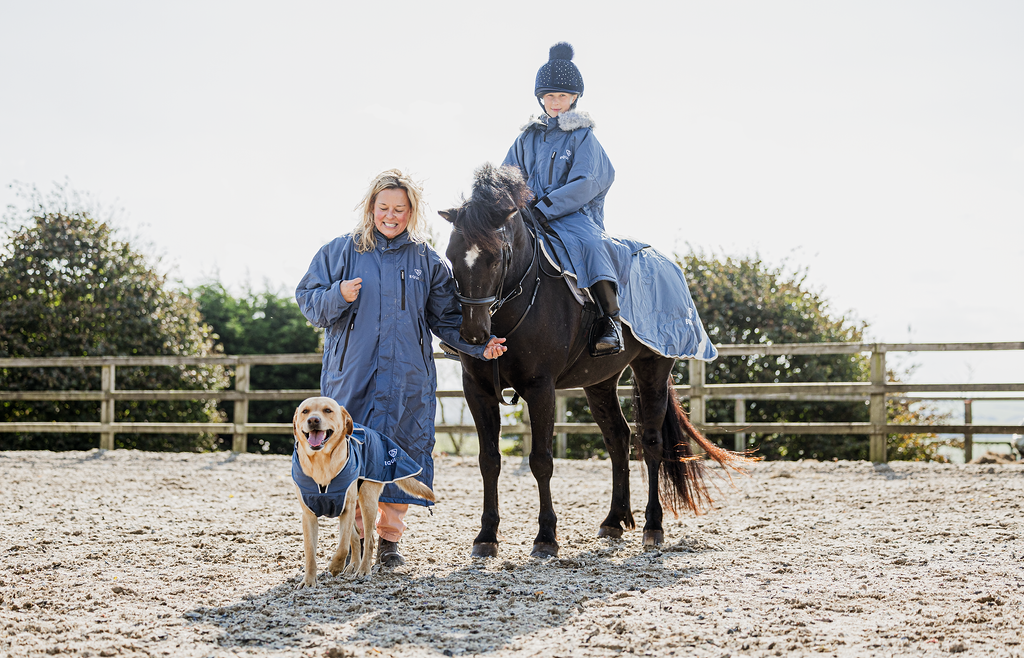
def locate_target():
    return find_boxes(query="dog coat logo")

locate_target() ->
[559,149,572,160]
[385,448,398,466]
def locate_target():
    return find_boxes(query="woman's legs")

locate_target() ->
[354,502,409,567]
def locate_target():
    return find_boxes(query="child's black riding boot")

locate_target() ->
[589,280,623,357]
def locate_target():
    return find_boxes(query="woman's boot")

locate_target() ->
[589,280,623,356]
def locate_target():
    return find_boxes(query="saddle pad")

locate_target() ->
[537,229,717,361]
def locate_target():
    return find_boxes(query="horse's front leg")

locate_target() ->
[464,375,503,558]
[521,382,558,558]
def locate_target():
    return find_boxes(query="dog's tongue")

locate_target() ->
[307,430,327,448]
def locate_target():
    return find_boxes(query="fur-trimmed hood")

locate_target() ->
[521,110,596,133]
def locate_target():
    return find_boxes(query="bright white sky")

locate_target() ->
[2,1,1022,401]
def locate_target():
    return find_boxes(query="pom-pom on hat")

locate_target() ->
[534,42,584,100]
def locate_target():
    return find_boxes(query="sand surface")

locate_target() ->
[2,450,1023,657]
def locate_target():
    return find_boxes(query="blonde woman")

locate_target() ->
[296,169,506,567]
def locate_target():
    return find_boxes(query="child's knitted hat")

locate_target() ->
[534,42,584,102]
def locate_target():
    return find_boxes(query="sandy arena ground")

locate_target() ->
[1,450,1022,658]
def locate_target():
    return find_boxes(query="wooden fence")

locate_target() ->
[1,342,1022,462]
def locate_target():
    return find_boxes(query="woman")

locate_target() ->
[502,41,634,356]
[295,169,506,567]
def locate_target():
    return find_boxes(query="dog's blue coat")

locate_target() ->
[292,425,424,519]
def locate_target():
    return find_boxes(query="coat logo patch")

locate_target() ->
[559,149,572,160]
[385,448,398,466]
[409,268,423,281]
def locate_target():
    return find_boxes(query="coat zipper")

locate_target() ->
[401,269,406,310]
[548,150,556,186]
[337,311,357,372]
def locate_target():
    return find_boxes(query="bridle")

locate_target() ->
[452,210,540,334]
[452,206,543,405]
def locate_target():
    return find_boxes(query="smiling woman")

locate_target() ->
[294,169,506,568]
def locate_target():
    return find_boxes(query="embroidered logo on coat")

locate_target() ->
[409,268,424,281]
[559,149,572,160]
[385,448,398,466]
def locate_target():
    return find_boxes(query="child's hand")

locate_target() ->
[340,278,362,303]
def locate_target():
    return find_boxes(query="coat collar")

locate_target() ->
[521,110,596,133]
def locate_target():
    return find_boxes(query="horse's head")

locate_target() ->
[440,164,533,345]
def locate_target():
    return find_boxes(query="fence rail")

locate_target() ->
[2,341,1022,462]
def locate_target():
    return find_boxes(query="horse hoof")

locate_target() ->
[471,542,499,558]
[530,542,559,558]
[597,526,623,539]
[643,530,664,547]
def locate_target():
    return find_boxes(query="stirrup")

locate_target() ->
[589,316,623,357]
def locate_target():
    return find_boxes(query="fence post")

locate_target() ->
[232,364,250,453]
[688,360,706,425]
[555,395,567,459]
[963,399,973,463]
[869,346,887,463]
[518,402,532,470]
[688,360,706,455]
[734,397,746,452]
[99,364,116,450]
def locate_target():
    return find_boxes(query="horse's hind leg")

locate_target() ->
[630,355,675,547]
[584,375,635,538]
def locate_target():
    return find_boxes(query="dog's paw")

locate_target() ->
[295,574,318,590]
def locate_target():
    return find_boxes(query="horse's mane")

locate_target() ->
[457,164,533,252]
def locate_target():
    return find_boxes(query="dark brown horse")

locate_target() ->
[440,164,748,558]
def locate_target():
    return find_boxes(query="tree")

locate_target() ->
[0,183,227,451]
[192,282,321,454]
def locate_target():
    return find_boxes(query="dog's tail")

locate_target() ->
[395,476,435,502]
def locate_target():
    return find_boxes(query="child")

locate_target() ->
[502,42,632,356]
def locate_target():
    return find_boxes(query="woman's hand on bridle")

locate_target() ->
[483,336,508,360]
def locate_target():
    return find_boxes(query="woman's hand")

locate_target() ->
[483,336,508,360]
[340,278,362,303]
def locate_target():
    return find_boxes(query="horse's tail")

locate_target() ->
[634,375,754,517]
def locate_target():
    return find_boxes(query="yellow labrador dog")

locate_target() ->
[291,397,434,587]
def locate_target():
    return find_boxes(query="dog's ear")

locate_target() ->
[341,407,353,440]
[292,404,302,441]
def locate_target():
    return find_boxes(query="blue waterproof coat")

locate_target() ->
[503,110,634,289]
[295,230,487,506]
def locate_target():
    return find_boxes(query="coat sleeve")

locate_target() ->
[424,254,488,360]
[535,129,615,221]
[294,240,354,329]
[502,134,527,174]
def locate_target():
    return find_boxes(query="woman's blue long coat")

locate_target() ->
[295,231,486,506]
[502,110,634,289]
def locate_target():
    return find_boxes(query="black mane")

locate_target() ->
[457,164,533,252]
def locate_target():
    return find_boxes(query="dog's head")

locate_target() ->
[292,397,354,455]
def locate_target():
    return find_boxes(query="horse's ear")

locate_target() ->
[505,211,517,223]
[438,209,456,223]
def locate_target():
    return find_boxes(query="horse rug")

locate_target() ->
[538,231,718,361]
